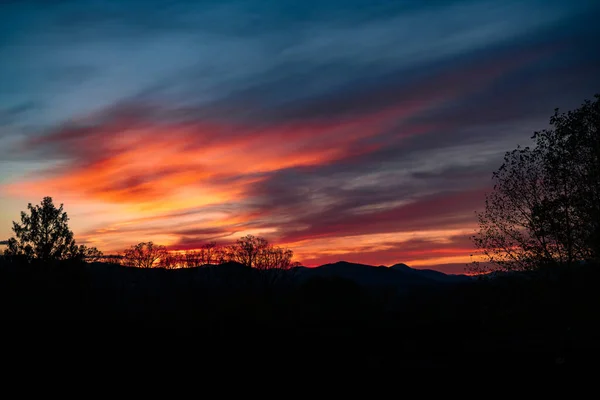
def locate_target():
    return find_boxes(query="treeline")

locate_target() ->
[97,235,299,271]
[1,197,298,271]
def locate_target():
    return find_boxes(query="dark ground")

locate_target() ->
[0,259,598,369]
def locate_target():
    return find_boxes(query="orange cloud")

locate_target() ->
[5,93,441,213]
[1,47,549,266]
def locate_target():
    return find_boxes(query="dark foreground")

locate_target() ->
[0,260,598,368]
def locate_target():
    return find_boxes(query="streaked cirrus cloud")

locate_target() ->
[1,0,599,272]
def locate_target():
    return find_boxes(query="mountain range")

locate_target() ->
[83,259,473,293]
[293,261,472,288]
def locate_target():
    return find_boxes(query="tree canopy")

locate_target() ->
[228,235,296,270]
[471,94,600,273]
[122,241,168,268]
[4,196,102,263]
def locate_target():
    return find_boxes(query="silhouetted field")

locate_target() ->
[0,258,598,368]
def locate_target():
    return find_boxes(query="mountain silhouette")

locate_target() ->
[294,261,471,290]
[81,259,470,292]
[389,263,471,283]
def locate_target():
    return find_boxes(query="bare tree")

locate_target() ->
[202,241,218,264]
[214,246,228,264]
[159,252,183,269]
[255,246,295,271]
[471,94,600,274]
[123,242,168,268]
[183,250,204,268]
[228,235,269,267]
[101,254,124,265]
[255,244,298,286]
[224,235,299,285]
[70,245,104,263]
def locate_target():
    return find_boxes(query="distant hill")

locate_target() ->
[389,263,472,284]
[294,261,472,290]
[61,259,474,294]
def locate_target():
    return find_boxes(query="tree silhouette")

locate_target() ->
[123,241,168,268]
[202,241,218,264]
[228,235,270,267]
[159,252,183,269]
[183,250,204,268]
[70,244,104,263]
[471,94,600,273]
[226,234,297,279]
[255,245,295,271]
[4,197,82,262]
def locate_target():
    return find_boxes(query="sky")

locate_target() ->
[1,0,599,273]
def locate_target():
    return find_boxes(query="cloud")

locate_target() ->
[1,0,599,268]
[3,46,533,237]
[277,188,487,243]
[280,231,479,268]
[0,0,591,130]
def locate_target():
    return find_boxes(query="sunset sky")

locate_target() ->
[1,0,599,272]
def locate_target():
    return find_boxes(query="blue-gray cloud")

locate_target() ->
[1,0,596,131]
